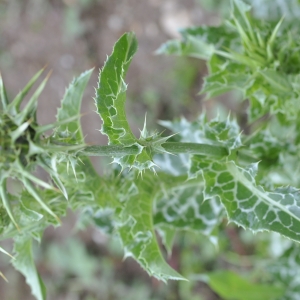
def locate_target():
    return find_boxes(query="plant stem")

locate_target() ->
[79,142,228,158]
[79,145,140,156]
[162,142,229,157]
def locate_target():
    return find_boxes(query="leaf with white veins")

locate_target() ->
[117,172,186,281]
[190,157,300,241]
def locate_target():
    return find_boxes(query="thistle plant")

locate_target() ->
[1,0,300,299]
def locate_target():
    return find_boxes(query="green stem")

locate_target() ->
[162,142,229,157]
[79,142,228,158]
[79,145,140,156]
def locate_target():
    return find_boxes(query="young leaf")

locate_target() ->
[259,70,293,92]
[56,69,93,143]
[95,32,137,146]
[201,64,254,99]
[7,68,44,116]
[95,32,175,172]
[14,72,50,126]
[155,33,215,60]
[156,25,237,60]
[158,0,300,124]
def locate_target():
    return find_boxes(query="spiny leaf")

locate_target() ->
[230,0,254,42]
[38,156,68,200]
[266,16,284,58]
[22,177,60,224]
[10,120,31,143]
[160,114,242,151]
[14,72,51,126]
[16,159,58,192]
[157,0,300,125]
[117,174,186,281]
[156,25,237,60]
[155,34,215,60]
[190,158,300,242]
[154,181,224,241]
[96,32,137,146]
[55,69,107,209]
[7,68,45,116]
[259,70,293,92]
[34,115,79,139]
[96,32,176,172]
[54,68,107,213]
[56,69,93,143]
[201,64,254,99]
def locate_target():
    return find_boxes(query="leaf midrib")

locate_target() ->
[226,161,298,222]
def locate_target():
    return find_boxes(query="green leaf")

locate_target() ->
[259,70,293,92]
[14,72,50,126]
[243,126,286,164]
[160,114,242,151]
[231,0,253,40]
[7,68,44,116]
[55,68,115,212]
[12,237,47,300]
[21,176,60,223]
[95,32,160,172]
[190,157,300,242]
[201,65,254,99]
[154,152,189,176]
[55,70,119,219]
[156,25,239,60]
[56,69,93,142]
[158,0,300,123]
[154,180,224,242]
[96,32,137,146]
[206,270,284,300]
[55,69,107,207]
[156,34,215,60]
[117,172,186,281]
[95,32,176,172]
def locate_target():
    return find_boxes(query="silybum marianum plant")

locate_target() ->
[1,0,300,298]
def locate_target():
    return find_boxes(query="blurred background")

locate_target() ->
[0,0,271,299]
